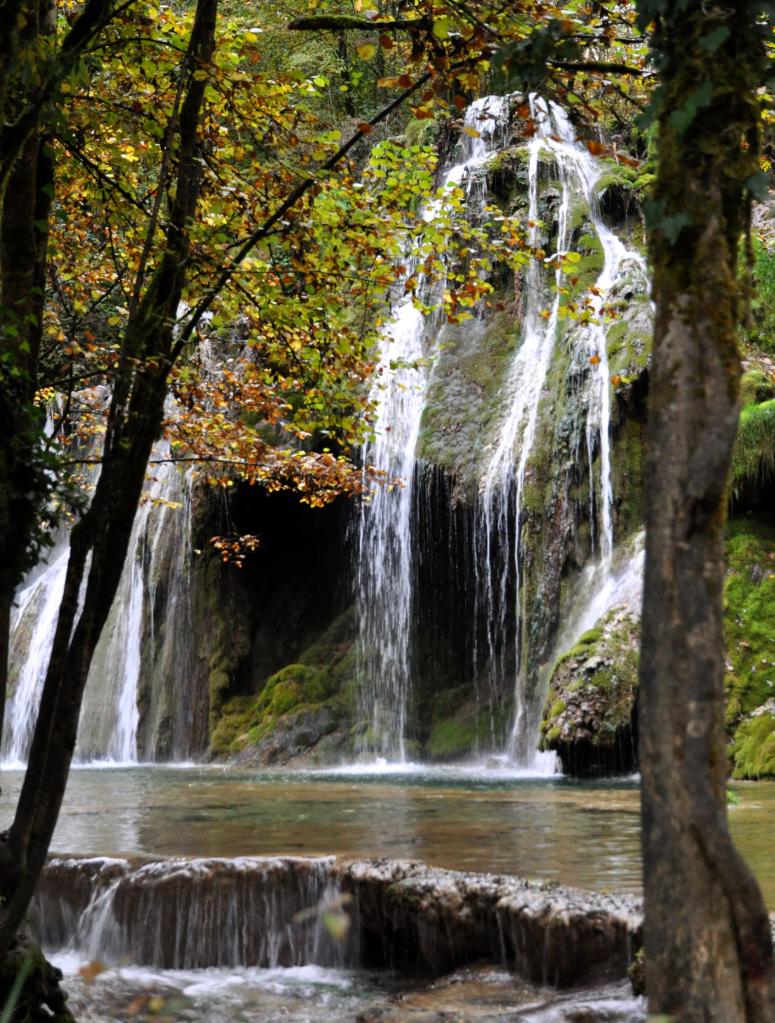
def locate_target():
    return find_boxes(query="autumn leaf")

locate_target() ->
[78,961,108,983]
[590,353,601,365]
[355,38,378,59]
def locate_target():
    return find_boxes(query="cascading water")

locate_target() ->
[4,440,195,765]
[355,96,512,761]
[5,546,70,767]
[474,97,649,765]
[475,97,573,762]
[551,134,649,564]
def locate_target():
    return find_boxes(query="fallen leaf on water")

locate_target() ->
[78,961,108,983]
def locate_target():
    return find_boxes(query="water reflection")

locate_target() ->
[1,766,772,905]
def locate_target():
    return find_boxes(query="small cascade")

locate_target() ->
[4,442,195,765]
[35,855,642,987]
[355,96,513,760]
[36,856,354,971]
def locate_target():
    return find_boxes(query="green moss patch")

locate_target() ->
[731,708,775,779]
[746,240,775,355]
[731,400,775,498]
[724,517,775,737]
[209,609,357,757]
[539,608,639,773]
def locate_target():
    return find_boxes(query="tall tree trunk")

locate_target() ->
[638,2,774,1019]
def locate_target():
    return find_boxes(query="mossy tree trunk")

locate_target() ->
[638,1,774,1018]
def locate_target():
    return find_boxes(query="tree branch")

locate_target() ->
[176,69,433,350]
[288,14,429,33]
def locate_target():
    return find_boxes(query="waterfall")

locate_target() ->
[475,97,573,761]
[4,546,70,767]
[4,441,195,765]
[550,141,648,564]
[473,97,649,764]
[355,96,512,761]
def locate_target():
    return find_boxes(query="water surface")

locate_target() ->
[3,764,773,903]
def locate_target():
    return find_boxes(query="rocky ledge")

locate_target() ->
[36,856,642,989]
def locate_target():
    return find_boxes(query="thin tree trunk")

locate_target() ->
[639,2,774,1019]
[0,0,219,957]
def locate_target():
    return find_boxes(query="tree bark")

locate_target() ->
[638,2,774,1019]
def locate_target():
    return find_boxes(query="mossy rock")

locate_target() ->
[425,687,505,760]
[208,608,358,760]
[415,302,520,484]
[730,400,775,498]
[540,608,639,776]
[740,369,775,406]
[255,663,334,717]
[731,705,775,779]
[724,516,775,733]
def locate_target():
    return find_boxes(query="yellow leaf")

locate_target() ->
[355,39,378,59]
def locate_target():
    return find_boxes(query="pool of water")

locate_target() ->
[2,762,773,903]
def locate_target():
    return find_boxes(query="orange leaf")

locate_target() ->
[586,140,607,156]
[356,121,373,134]
[589,353,601,365]
[79,961,108,983]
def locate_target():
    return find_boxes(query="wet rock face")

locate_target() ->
[539,608,639,777]
[36,856,642,990]
[345,859,642,988]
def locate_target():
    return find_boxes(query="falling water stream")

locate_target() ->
[4,444,194,766]
[473,97,649,765]
[355,96,512,761]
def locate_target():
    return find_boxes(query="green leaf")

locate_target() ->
[432,16,452,39]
